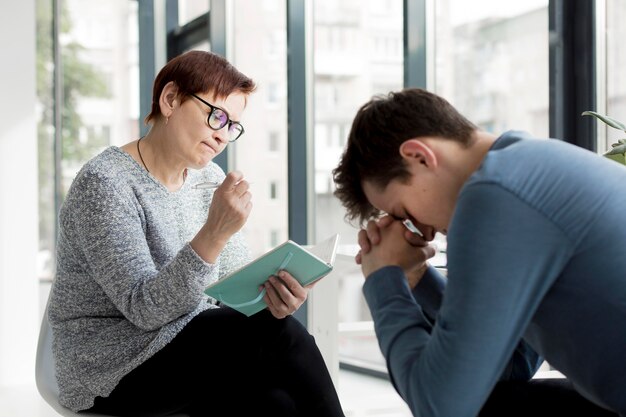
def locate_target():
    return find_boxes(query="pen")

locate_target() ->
[191,180,253,190]
[191,181,221,190]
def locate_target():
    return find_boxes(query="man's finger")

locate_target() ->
[357,229,371,253]
[404,229,429,247]
[366,220,381,245]
[378,215,395,228]
[418,244,437,261]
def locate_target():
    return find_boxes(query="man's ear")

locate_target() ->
[399,139,438,169]
[159,81,180,118]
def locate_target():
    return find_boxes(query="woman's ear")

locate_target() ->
[159,81,180,119]
[399,139,438,169]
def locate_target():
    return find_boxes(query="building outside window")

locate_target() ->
[313,0,404,372]
[231,0,289,257]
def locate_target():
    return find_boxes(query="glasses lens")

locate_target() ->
[228,124,244,141]
[208,108,228,130]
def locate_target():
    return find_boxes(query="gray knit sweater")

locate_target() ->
[47,147,250,411]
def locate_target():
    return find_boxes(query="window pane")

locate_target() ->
[36,0,139,283]
[36,0,56,282]
[178,0,208,26]
[313,0,404,371]
[231,0,288,257]
[606,0,626,150]
[435,0,549,137]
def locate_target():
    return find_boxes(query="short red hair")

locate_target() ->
[145,50,256,125]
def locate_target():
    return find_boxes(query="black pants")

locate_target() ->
[480,378,619,417]
[86,308,345,417]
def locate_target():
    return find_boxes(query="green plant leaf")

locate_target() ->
[604,143,626,156]
[581,111,626,132]
[604,152,626,165]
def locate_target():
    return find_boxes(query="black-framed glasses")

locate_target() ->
[189,93,245,142]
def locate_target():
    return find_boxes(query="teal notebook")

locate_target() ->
[205,234,340,316]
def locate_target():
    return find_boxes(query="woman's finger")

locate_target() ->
[220,170,244,189]
[275,271,307,300]
[263,280,288,316]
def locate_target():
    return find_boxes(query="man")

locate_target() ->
[332,88,626,417]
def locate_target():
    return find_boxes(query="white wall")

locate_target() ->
[0,0,39,386]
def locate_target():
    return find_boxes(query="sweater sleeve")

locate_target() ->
[67,171,217,331]
[363,183,573,417]
[218,229,252,278]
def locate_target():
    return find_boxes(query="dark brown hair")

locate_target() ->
[145,50,256,125]
[332,88,477,224]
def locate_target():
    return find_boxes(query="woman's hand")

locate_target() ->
[191,171,252,263]
[263,270,312,319]
[205,171,252,239]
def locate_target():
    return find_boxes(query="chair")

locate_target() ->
[36,305,188,417]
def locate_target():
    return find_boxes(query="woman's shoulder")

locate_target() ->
[67,147,140,198]
[79,146,137,177]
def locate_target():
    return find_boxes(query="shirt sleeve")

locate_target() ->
[363,182,574,417]
[411,265,446,322]
[412,266,543,380]
[67,171,217,331]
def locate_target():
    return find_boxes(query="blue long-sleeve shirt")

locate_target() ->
[363,131,626,417]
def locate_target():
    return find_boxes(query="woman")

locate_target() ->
[47,50,345,417]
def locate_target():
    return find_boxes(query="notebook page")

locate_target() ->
[306,234,340,265]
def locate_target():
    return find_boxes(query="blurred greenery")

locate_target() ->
[36,0,110,269]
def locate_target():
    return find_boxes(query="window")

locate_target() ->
[37,0,139,284]
[268,131,280,152]
[178,0,208,25]
[435,0,549,138]
[267,81,280,105]
[266,30,286,59]
[605,0,626,151]
[313,0,404,372]
[270,229,280,248]
[231,0,288,257]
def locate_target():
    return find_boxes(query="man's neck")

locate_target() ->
[427,130,498,185]
[464,130,499,175]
